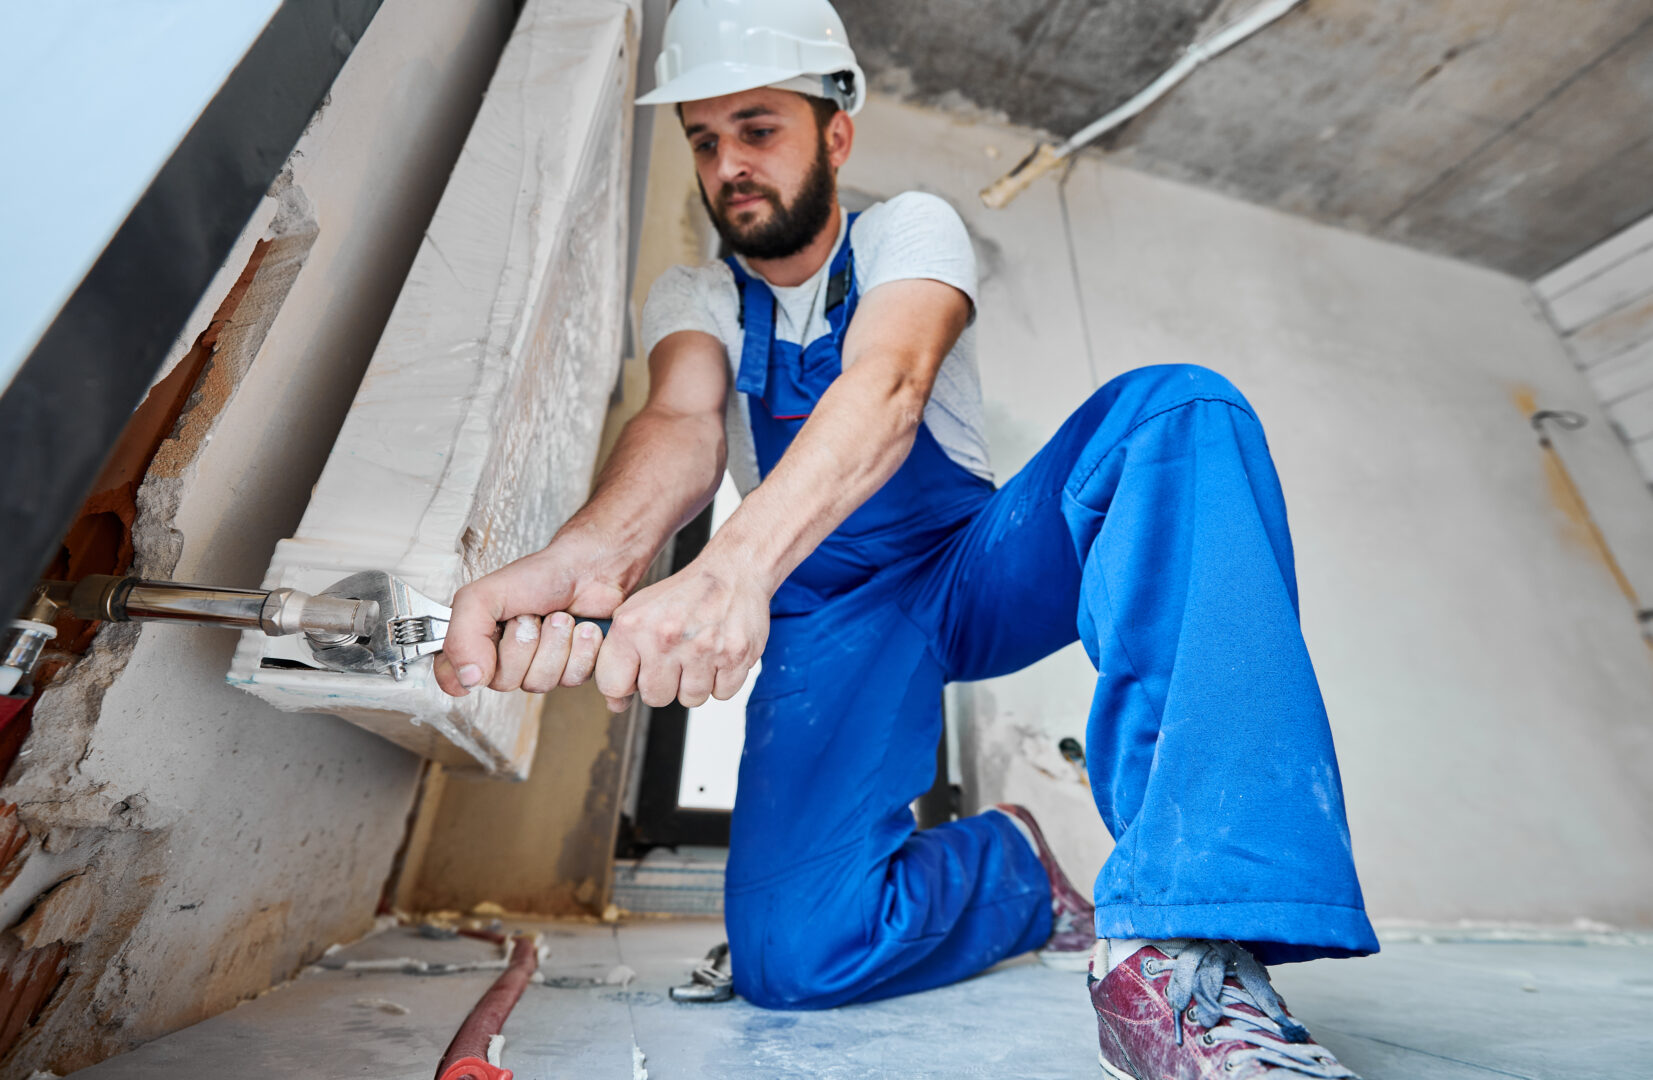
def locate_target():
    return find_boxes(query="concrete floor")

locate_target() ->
[72,919,1653,1079]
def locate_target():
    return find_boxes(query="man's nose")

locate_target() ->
[714,144,753,187]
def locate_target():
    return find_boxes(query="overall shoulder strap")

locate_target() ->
[724,256,775,399]
[825,211,862,343]
[724,255,751,326]
[825,211,862,311]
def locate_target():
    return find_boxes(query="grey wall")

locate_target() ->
[840,94,1653,929]
[0,0,517,1072]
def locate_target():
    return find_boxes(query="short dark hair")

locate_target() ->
[806,95,841,131]
[675,93,841,132]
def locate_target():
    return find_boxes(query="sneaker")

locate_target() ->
[1091,940,1359,1078]
[988,803,1096,967]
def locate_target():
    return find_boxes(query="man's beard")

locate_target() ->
[702,136,836,261]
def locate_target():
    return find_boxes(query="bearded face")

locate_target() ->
[698,122,837,261]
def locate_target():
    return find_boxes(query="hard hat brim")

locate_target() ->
[636,63,817,107]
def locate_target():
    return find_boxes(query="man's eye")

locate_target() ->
[748,128,775,139]
[694,139,716,154]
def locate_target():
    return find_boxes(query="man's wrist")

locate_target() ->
[695,528,786,598]
[546,517,651,593]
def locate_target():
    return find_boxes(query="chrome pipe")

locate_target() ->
[66,575,377,639]
[123,582,269,628]
[71,575,266,629]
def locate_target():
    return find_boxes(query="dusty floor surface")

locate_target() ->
[71,917,1653,1079]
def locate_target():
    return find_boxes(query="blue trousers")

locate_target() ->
[726,366,1379,1010]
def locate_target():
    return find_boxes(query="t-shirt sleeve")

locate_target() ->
[854,192,978,315]
[641,264,725,358]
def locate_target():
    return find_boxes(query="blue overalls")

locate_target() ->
[722,218,1378,1011]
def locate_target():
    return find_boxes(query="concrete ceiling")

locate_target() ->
[837,0,1653,280]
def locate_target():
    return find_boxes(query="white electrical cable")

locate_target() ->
[981,0,1307,208]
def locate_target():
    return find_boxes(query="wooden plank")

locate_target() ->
[1544,242,1653,332]
[1536,211,1653,301]
[1607,383,1653,442]
[1586,337,1653,405]
[228,0,639,777]
[1633,436,1653,487]
[1566,290,1653,367]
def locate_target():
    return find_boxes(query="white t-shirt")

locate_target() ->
[640,191,993,496]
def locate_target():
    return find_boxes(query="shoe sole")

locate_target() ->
[1098,1051,1137,1080]
[1036,946,1093,972]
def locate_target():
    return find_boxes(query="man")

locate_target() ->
[435,1,1376,1076]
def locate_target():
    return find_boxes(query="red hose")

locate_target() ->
[434,935,539,1080]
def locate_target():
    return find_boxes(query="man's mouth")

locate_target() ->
[724,192,769,213]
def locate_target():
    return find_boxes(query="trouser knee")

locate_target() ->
[1094,363,1249,420]
[1065,364,1257,457]
[728,923,855,1010]
[726,888,861,1010]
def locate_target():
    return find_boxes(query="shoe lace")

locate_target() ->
[1160,940,1357,1078]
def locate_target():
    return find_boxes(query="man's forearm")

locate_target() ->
[558,404,726,591]
[698,355,929,593]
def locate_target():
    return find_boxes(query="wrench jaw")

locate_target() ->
[387,614,451,675]
[304,571,452,681]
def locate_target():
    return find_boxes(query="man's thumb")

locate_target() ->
[435,584,504,694]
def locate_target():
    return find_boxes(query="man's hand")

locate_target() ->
[593,556,767,713]
[434,330,732,700]
[434,528,626,697]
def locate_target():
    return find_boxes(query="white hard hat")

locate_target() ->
[636,0,866,116]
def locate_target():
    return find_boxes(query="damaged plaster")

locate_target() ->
[0,0,518,1071]
[0,191,322,1071]
[135,183,320,579]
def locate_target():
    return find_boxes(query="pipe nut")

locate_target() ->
[298,594,380,640]
[260,588,301,636]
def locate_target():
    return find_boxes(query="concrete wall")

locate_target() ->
[837,0,1653,279]
[0,0,516,1072]
[837,95,1653,929]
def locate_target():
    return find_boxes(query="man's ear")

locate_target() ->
[827,109,855,170]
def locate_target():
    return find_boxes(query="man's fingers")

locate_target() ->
[678,663,714,709]
[490,615,541,692]
[562,621,606,687]
[436,582,507,696]
[711,662,752,702]
[593,632,639,701]
[522,612,574,693]
[638,658,683,709]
